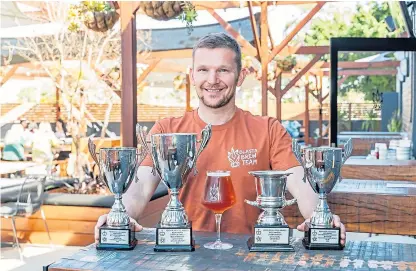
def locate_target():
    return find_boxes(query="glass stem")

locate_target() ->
[215,213,222,243]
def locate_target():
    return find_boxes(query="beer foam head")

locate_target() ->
[207,170,230,177]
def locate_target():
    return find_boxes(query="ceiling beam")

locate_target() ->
[282,54,323,95]
[268,2,325,62]
[322,69,398,76]
[206,8,258,57]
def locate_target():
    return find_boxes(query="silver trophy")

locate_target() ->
[88,139,147,250]
[292,139,352,250]
[137,124,212,252]
[245,171,297,252]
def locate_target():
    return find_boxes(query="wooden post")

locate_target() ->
[304,74,310,145]
[120,2,137,147]
[260,1,268,116]
[186,73,191,112]
[275,73,282,121]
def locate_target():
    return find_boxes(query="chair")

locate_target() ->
[0,175,51,261]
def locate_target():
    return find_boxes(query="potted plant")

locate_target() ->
[138,1,197,33]
[387,110,402,132]
[67,1,119,32]
[275,55,297,72]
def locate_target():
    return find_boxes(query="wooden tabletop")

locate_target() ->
[45,228,416,271]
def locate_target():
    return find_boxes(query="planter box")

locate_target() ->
[1,183,168,246]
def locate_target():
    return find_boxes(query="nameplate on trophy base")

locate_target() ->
[154,222,195,252]
[303,223,343,250]
[97,223,136,250]
[247,225,294,252]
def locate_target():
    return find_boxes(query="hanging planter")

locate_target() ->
[275,55,297,72]
[68,1,119,33]
[138,1,198,33]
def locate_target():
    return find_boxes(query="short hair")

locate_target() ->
[192,33,242,73]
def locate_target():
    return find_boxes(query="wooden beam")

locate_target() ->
[275,73,282,121]
[322,93,329,102]
[193,1,318,10]
[321,60,400,69]
[304,74,310,145]
[268,2,325,62]
[206,8,258,57]
[137,59,160,85]
[322,69,397,76]
[260,1,268,116]
[120,2,137,147]
[282,54,322,95]
[281,45,329,55]
[248,1,261,62]
[0,65,18,86]
[338,75,349,87]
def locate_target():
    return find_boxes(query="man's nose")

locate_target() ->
[207,70,219,84]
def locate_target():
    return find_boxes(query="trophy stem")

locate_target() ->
[310,193,333,228]
[160,189,189,227]
[107,194,130,227]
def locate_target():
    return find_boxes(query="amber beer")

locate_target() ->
[202,171,236,214]
[201,170,236,250]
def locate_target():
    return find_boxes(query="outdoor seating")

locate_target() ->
[0,175,51,261]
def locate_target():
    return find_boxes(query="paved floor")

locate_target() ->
[1,231,415,271]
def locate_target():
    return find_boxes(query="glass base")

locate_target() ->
[203,240,233,250]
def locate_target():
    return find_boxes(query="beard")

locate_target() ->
[198,89,235,109]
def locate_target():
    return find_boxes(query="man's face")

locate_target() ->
[191,48,245,109]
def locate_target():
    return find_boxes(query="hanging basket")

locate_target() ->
[83,1,119,32]
[275,55,297,72]
[138,1,184,20]
[138,1,197,33]
[69,1,120,33]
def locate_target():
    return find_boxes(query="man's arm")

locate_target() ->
[123,166,161,222]
[285,166,318,219]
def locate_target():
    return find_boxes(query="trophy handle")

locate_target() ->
[87,137,103,182]
[283,198,297,207]
[292,138,307,182]
[136,124,160,180]
[291,139,303,165]
[342,138,353,164]
[244,199,259,208]
[193,124,212,175]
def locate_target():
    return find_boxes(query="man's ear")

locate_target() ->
[237,68,248,87]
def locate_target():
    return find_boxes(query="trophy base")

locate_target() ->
[303,223,343,250]
[247,224,294,252]
[154,222,195,252]
[96,223,136,250]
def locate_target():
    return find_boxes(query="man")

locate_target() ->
[95,33,346,245]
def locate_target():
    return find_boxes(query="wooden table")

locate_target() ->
[44,228,416,271]
[342,158,416,181]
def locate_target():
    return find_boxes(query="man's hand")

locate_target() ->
[94,214,143,244]
[296,214,346,246]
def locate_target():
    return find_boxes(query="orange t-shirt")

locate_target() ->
[141,108,299,234]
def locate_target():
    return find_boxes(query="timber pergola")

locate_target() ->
[119,1,327,147]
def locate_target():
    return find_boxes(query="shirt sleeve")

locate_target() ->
[140,122,164,167]
[269,119,300,170]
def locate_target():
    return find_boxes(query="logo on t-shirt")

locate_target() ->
[227,147,258,168]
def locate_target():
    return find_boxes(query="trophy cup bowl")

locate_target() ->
[88,139,145,250]
[245,170,297,252]
[292,139,352,250]
[137,124,212,252]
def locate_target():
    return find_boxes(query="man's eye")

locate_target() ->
[198,69,207,72]
[219,69,228,72]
